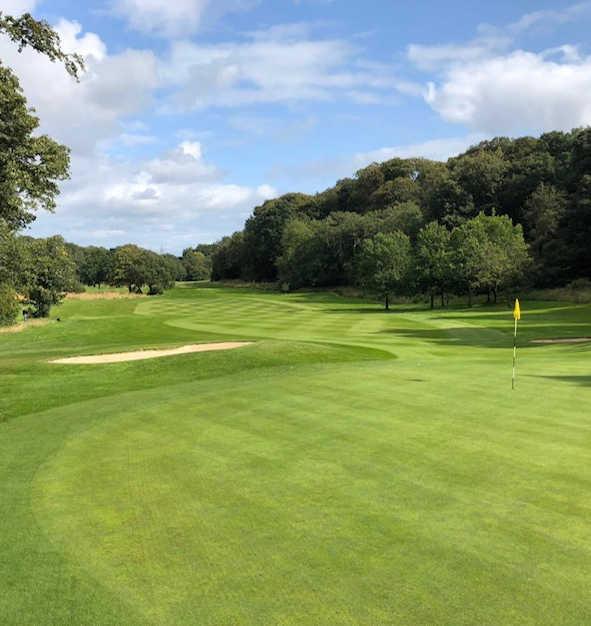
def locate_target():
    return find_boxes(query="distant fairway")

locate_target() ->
[2,284,591,625]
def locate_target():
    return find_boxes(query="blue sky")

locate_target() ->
[3,0,591,252]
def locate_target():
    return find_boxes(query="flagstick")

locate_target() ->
[512,317,518,390]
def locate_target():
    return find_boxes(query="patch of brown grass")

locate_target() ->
[0,319,49,334]
[65,291,144,301]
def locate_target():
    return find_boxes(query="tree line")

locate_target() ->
[210,128,591,305]
[0,233,209,325]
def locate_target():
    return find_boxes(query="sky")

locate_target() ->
[3,0,591,253]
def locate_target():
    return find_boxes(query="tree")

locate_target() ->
[0,12,83,79]
[181,249,211,281]
[477,213,530,303]
[0,283,19,326]
[0,11,83,231]
[450,213,530,306]
[109,244,148,293]
[355,232,412,310]
[450,218,489,307]
[277,218,320,289]
[242,193,314,281]
[80,247,111,287]
[0,223,29,324]
[450,148,507,214]
[211,232,246,281]
[144,251,175,295]
[416,222,452,309]
[523,183,566,273]
[22,236,77,317]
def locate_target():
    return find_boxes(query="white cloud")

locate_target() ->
[160,27,395,110]
[407,3,591,134]
[55,19,107,61]
[111,0,257,38]
[0,20,158,154]
[112,0,209,37]
[424,50,591,134]
[1,0,38,13]
[143,142,219,183]
[29,143,277,252]
[0,17,274,251]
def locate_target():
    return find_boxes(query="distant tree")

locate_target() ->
[355,232,412,310]
[524,183,566,259]
[375,202,425,240]
[80,247,111,287]
[450,218,488,307]
[181,249,210,281]
[451,213,530,305]
[277,218,319,289]
[242,193,314,281]
[109,244,148,293]
[211,232,246,281]
[477,213,530,303]
[144,251,175,295]
[415,222,453,309]
[22,236,77,317]
[450,148,507,214]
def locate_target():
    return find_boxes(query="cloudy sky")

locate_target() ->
[3,0,591,252]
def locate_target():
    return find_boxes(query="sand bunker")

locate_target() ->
[50,342,253,364]
[531,337,591,345]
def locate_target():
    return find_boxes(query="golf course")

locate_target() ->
[2,283,591,625]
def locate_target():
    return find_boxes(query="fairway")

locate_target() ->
[2,284,591,625]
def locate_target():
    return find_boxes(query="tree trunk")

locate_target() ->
[385,294,390,311]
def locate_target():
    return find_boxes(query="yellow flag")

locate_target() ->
[513,298,521,321]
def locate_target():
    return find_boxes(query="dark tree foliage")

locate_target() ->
[211,127,591,295]
[242,193,316,281]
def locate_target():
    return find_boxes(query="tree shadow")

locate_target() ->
[324,306,428,315]
[529,375,591,387]
[376,323,591,349]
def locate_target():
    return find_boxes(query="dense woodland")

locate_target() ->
[210,129,591,306]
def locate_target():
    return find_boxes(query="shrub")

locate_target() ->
[0,284,19,326]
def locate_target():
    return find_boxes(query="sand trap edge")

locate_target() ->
[50,342,253,365]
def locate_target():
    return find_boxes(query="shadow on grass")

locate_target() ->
[530,375,591,387]
[375,323,591,349]
[324,306,427,315]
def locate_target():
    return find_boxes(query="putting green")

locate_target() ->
[3,284,591,624]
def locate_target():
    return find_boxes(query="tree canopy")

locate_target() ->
[211,127,591,304]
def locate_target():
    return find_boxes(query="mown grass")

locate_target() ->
[2,284,591,624]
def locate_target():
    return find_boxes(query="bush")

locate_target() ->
[0,284,19,326]
[147,283,165,296]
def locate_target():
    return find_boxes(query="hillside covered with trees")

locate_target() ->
[211,129,591,306]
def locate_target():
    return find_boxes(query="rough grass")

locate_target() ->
[2,284,591,624]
